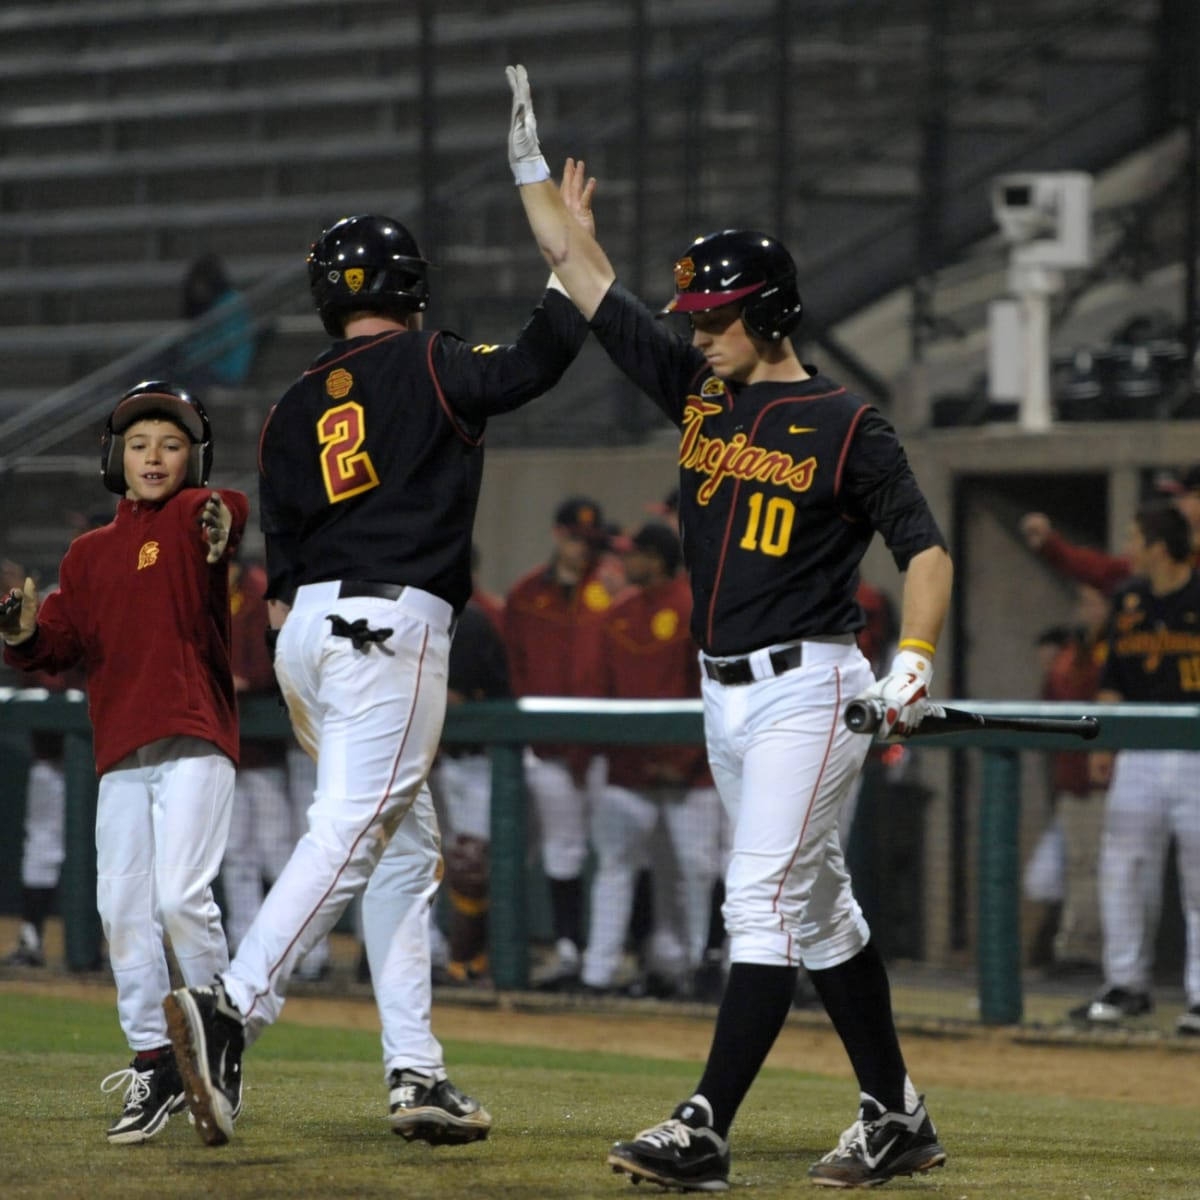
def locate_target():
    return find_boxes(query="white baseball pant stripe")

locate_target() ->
[224,581,451,1043]
[702,640,874,970]
[1101,749,1200,1005]
[97,736,234,1051]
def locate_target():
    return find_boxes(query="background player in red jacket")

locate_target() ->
[504,495,615,989]
[578,523,722,999]
[508,66,951,1191]
[0,381,246,1146]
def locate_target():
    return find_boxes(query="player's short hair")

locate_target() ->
[1135,501,1192,562]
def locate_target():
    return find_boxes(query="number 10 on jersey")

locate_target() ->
[739,491,795,557]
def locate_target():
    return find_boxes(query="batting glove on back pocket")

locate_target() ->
[855,646,934,737]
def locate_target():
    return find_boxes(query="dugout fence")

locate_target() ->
[1,689,1197,1025]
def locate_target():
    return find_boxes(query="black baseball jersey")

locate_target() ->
[589,283,946,656]
[1099,570,1200,701]
[259,291,588,611]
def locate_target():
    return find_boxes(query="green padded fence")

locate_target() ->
[2,690,1198,1022]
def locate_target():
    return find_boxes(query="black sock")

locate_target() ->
[548,876,584,948]
[695,963,798,1137]
[21,886,55,935]
[807,941,907,1111]
[705,880,726,951]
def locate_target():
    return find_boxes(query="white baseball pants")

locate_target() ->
[97,736,234,1051]
[1101,749,1200,1005]
[223,581,451,1049]
[702,640,874,970]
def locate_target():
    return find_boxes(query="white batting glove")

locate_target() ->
[855,645,934,737]
[506,64,551,185]
[199,491,233,564]
[0,576,39,646]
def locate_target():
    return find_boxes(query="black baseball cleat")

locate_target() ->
[101,1049,187,1144]
[1068,986,1154,1026]
[607,1095,730,1192]
[388,1069,492,1145]
[809,1093,946,1188]
[164,978,245,1146]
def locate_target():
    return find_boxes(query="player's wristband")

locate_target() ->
[898,637,936,657]
[511,155,552,185]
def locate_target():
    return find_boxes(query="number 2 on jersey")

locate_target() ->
[739,491,795,557]
[318,402,380,503]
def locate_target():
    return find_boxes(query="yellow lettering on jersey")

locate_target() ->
[679,398,817,505]
[1111,627,1200,673]
[137,541,160,570]
[471,344,501,354]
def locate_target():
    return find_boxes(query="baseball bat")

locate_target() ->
[844,698,1100,740]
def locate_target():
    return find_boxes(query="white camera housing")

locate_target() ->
[990,171,1092,268]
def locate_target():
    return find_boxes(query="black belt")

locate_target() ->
[338,580,406,601]
[703,643,804,686]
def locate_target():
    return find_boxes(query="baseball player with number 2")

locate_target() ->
[1,382,246,1146]
[506,65,954,1191]
[162,188,593,1148]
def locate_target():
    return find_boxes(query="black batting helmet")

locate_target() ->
[307,214,430,338]
[661,229,803,342]
[101,381,212,495]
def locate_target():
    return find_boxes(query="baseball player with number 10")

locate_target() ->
[506,66,954,1191]
[162,193,592,1148]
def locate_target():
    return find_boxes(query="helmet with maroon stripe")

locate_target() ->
[661,229,803,342]
[101,381,212,495]
[307,214,430,337]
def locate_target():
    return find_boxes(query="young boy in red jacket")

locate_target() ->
[0,381,248,1145]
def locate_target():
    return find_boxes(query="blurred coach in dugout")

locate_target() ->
[504,495,616,989]
[576,522,722,1000]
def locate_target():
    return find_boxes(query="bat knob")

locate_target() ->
[844,699,880,734]
[1080,716,1100,741]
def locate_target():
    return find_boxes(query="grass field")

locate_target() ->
[2,983,1197,1199]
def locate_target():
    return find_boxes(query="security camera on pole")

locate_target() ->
[987,173,1093,430]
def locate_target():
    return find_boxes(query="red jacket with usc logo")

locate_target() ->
[3,488,247,775]
[579,574,709,790]
[504,560,612,765]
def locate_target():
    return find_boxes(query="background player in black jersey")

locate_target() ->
[504,65,953,1192]
[164,184,594,1148]
[1069,502,1200,1036]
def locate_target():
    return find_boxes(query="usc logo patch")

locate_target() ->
[674,257,696,289]
[137,541,160,570]
[326,368,354,400]
[583,581,611,612]
[651,609,679,640]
